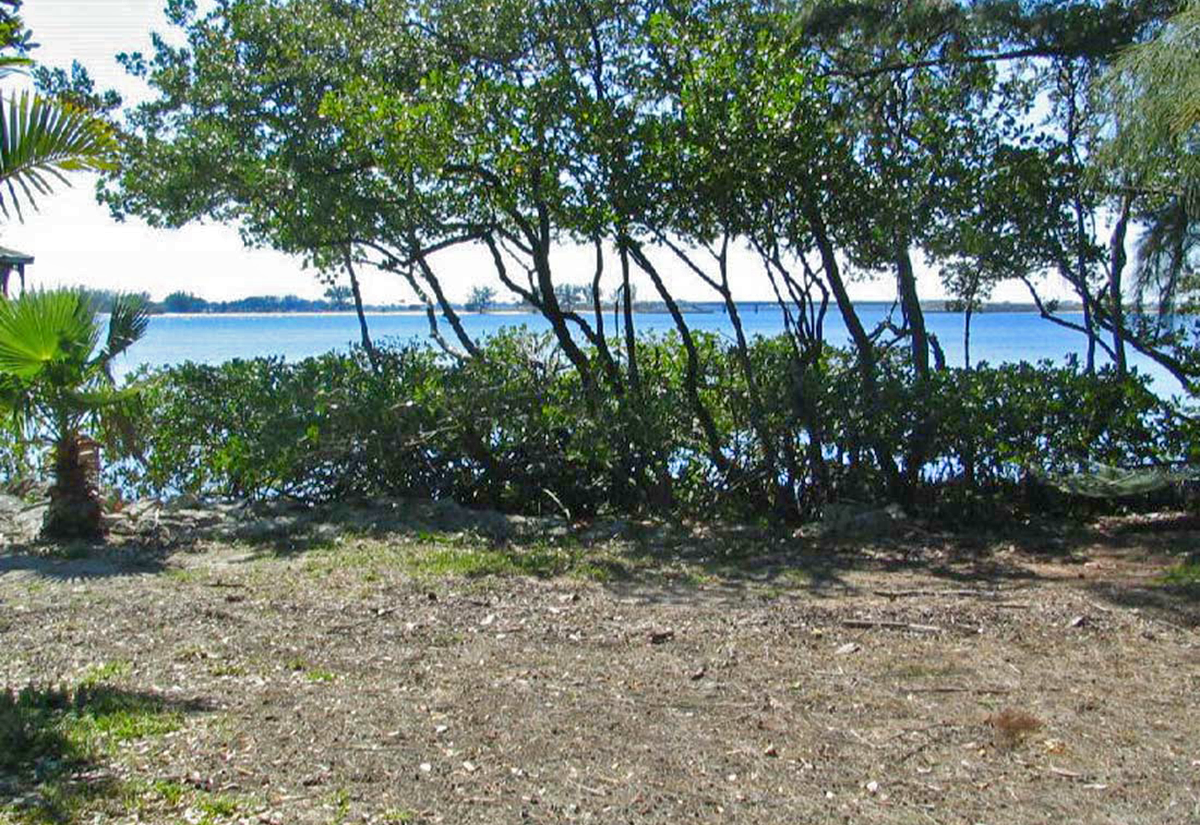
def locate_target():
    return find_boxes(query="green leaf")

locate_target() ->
[0,289,95,380]
[0,90,116,221]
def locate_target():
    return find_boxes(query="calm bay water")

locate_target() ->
[114,305,1185,396]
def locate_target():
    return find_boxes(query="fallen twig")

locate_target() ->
[570,779,608,796]
[873,589,1002,599]
[327,605,403,634]
[897,686,1012,695]
[842,620,942,633]
[1048,765,1082,779]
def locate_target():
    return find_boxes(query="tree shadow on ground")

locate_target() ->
[199,498,1075,600]
[583,519,1053,604]
[1086,580,1200,628]
[0,546,167,582]
[0,682,211,824]
[171,497,547,559]
[42,497,1200,612]
[1020,508,1200,627]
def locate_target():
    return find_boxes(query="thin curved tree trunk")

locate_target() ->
[619,242,639,392]
[343,248,379,371]
[1108,192,1134,376]
[805,205,903,498]
[627,242,729,476]
[895,241,930,379]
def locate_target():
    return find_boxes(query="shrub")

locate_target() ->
[106,331,1189,522]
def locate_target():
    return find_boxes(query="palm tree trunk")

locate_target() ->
[44,432,103,540]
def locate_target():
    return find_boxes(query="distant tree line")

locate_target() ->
[154,290,421,315]
[73,286,706,316]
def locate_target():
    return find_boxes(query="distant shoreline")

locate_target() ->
[148,300,1091,317]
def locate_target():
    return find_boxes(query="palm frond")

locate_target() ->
[0,55,31,80]
[64,383,144,412]
[0,289,97,380]
[0,368,29,427]
[0,91,116,221]
[101,293,150,363]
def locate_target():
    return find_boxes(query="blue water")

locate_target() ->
[113,305,1186,397]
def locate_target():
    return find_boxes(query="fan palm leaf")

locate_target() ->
[0,287,96,380]
[0,90,116,221]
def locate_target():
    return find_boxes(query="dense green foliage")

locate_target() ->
[0,0,1181,527]
[83,0,1199,521]
[111,331,1187,522]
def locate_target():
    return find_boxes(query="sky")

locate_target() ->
[2,0,1062,305]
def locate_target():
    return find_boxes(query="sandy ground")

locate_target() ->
[1,511,1199,824]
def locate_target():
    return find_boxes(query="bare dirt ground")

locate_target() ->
[1,508,1199,824]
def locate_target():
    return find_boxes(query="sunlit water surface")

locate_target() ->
[113,306,1187,398]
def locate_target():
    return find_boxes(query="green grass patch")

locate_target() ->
[305,668,337,683]
[149,779,190,806]
[0,665,190,825]
[165,566,209,584]
[324,787,352,825]
[1160,560,1200,586]
[1,775,127,825]
[0,683,183,768]
[408,545,577,579]
[297,538,406,577]
[197,793,243,819]
[428,630,465,648]
[571,558,629,582]
[79,660,131,687]
[381,810,419,823]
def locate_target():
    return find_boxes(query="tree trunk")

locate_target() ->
[1108,192,1134,376]
[343,249,380,371]
[619,243,639,393]
[627,242,729,476]
[895,241,930,379]
[804,205,902,498]
[1082,299,1097,373]
[964,302,973,370]
[43,433,103,540]
[412,248,483,360]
